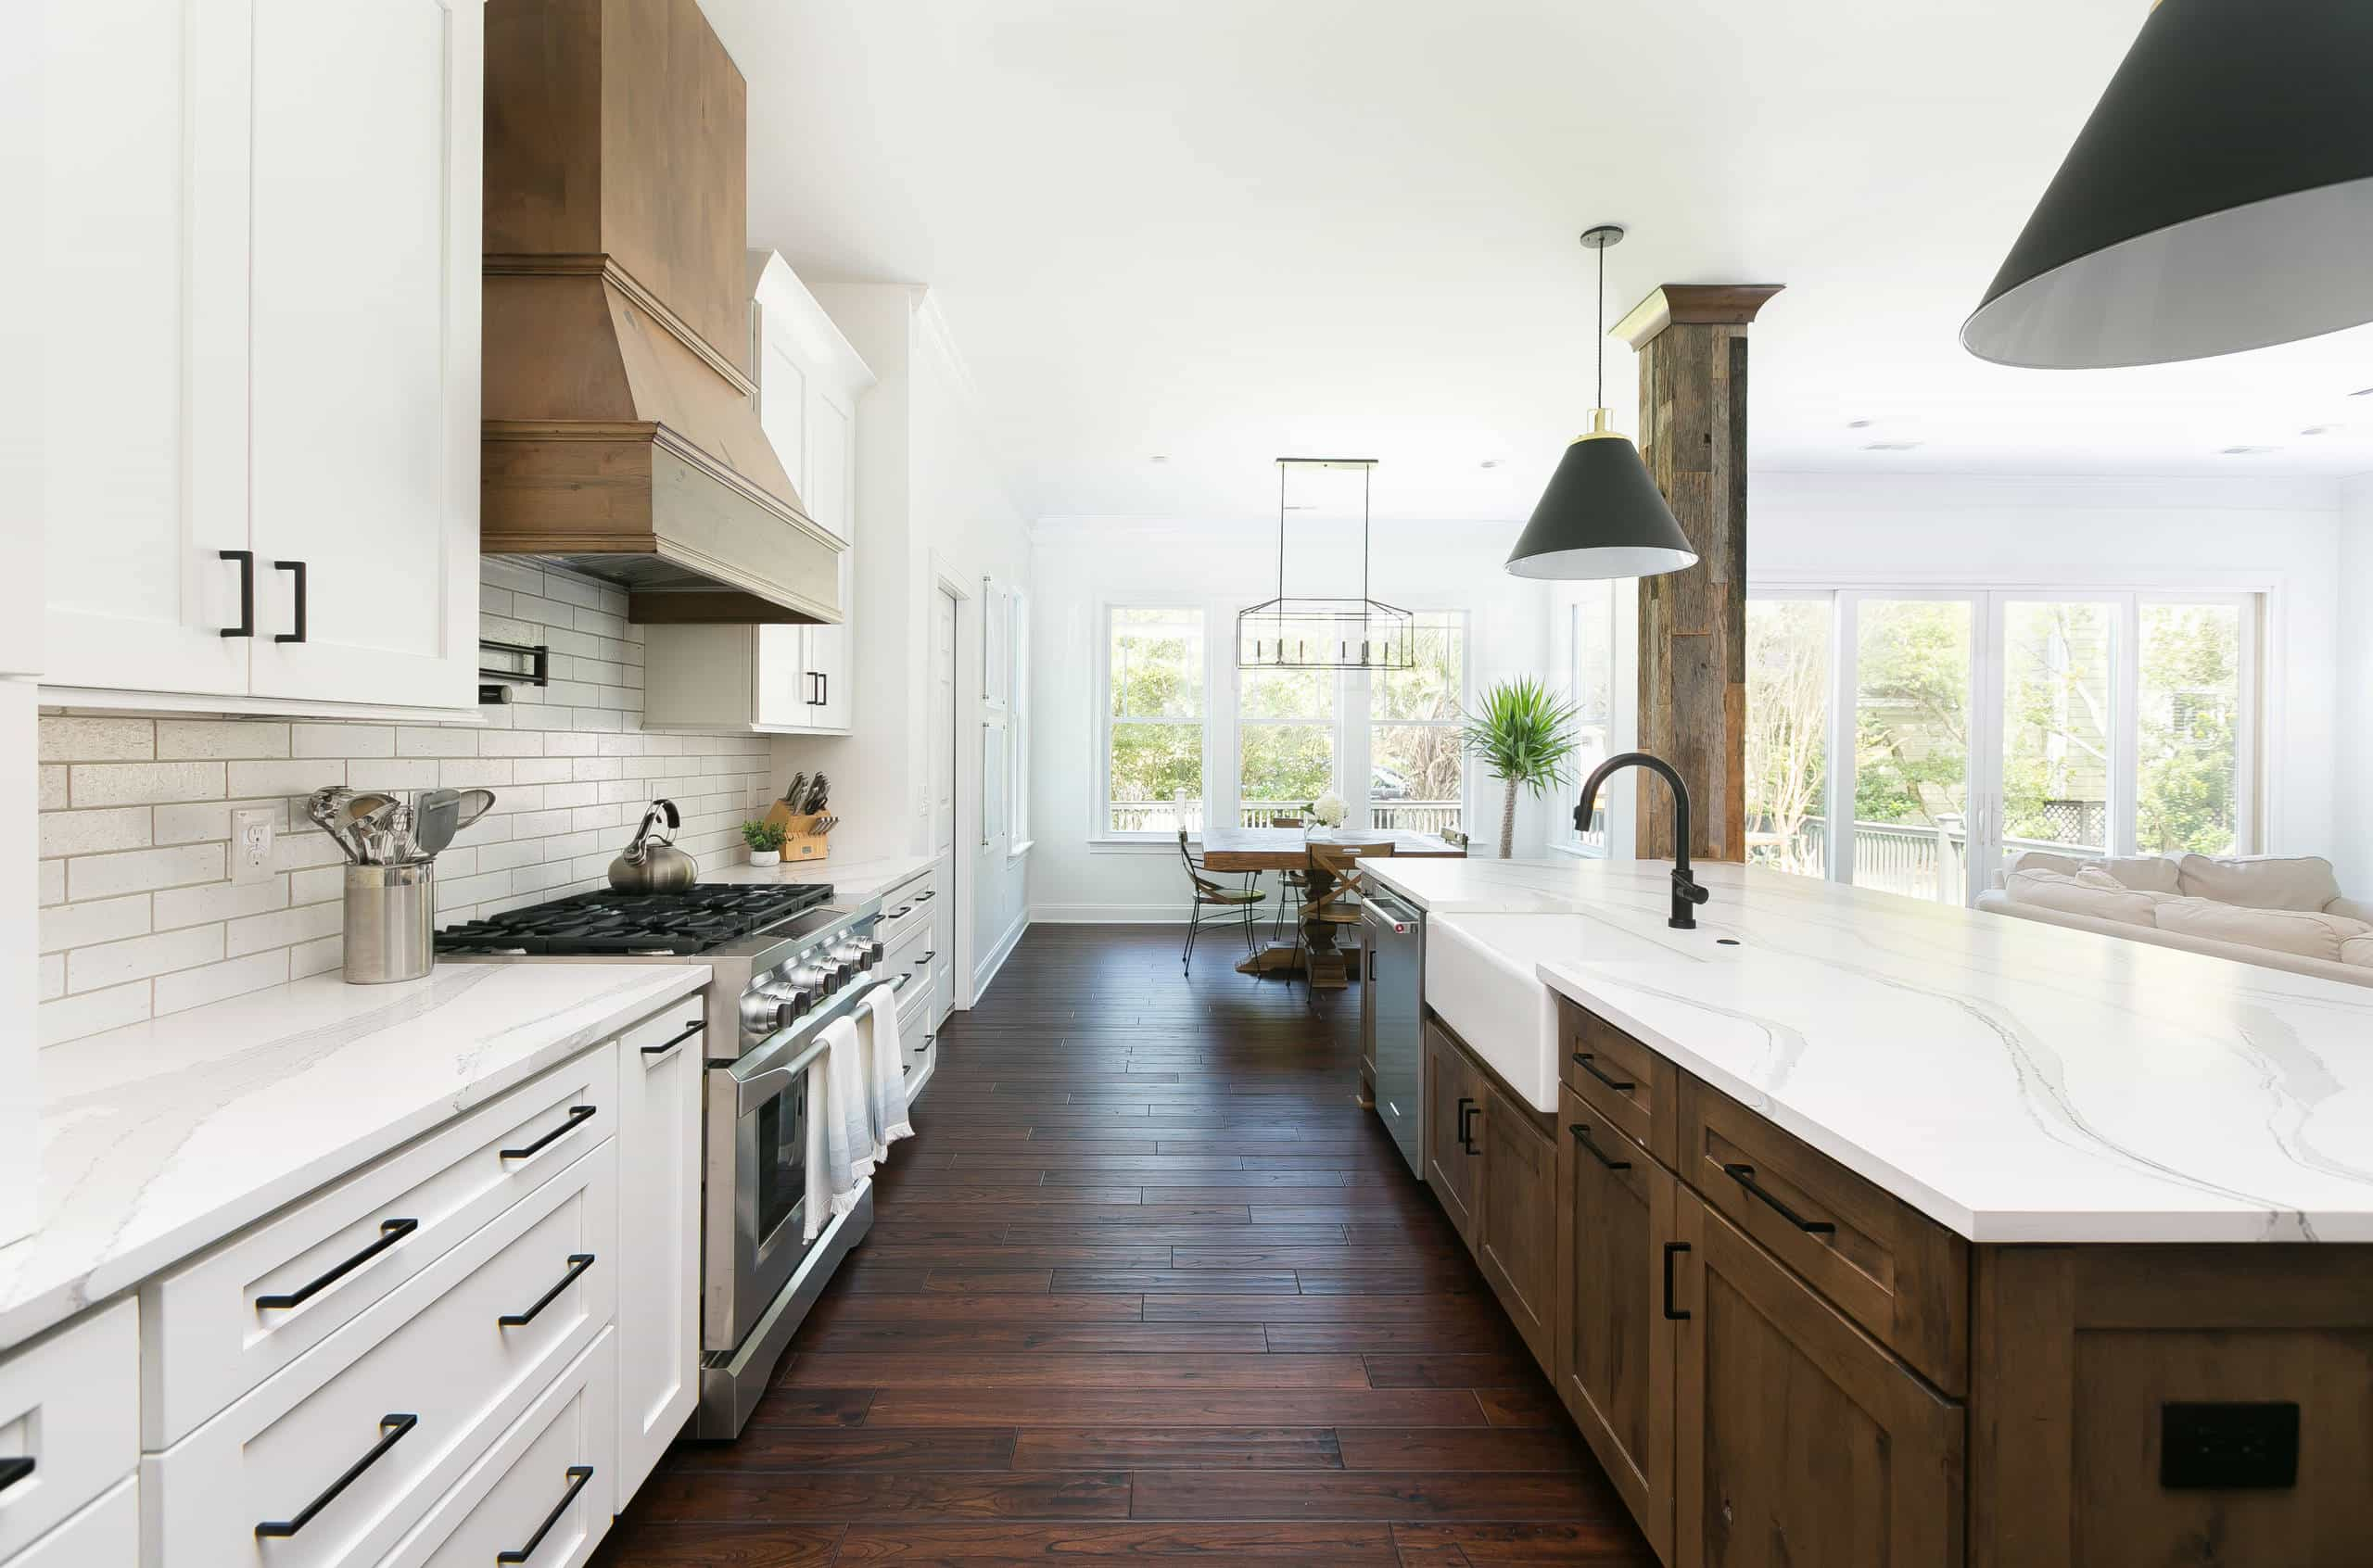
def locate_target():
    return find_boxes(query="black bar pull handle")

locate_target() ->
[220,549,255,638]
[498,1254,596,1327]
[499,1104,596,1162]
[1722,1163,1837,1234]
[497,1466,595,1564]
[1455,1096,1480,1153]
[256,1218,419,1311]
[0,1458,32,1494]
[641,1019,704,1060]
[1571,1052,1636,1094]
[273,559,307,643]
[254,1413,416,1537]
[913,890,936,902]
[1663,1242,1691,1321]
[819,672,828,707]
[1568,1122,1632,1172]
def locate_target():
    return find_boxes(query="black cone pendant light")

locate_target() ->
[1963,0,2373,370]
[1505,226,1697,581]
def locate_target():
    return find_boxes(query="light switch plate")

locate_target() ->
[231,806,276,884]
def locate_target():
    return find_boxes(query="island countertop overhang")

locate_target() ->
[1370,856,2373,1245]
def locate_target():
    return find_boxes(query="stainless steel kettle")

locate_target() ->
[609,798,700,892]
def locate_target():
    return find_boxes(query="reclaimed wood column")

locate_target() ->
[1615,284,1782,864]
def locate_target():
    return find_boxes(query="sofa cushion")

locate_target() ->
[2003,867,2162,926]
[2094,855,2183,895]
[2343,936,2373,969]
[2176,854,2343,912]
[2152,897,2373,963]
[2329,895,2373,924]
[2007,850,2091,880]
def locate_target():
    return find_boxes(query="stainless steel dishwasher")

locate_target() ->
[1361,884,1426,1179]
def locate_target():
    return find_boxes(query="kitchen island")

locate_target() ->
[1364,855,2373,1568]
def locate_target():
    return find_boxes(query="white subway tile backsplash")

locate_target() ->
[40,714,154,763]
[159,720,291,760]
[68,924,223,993]
[32,563,772,1045]
[155,950,289,1016]
[41,806,153,858]
[70,842,226,901]
[71,760,226,807]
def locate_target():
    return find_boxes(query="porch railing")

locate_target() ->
[1750,818,2104,902]
[1108,800,1465,835]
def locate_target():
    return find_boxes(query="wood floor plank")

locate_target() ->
[1336,1426,1593,1473]
[1129,1468,1621,1522]
[1364,1354,1545,1388]
[633,1470,1130,1523]
[863,1388,1490,1428]
[799,1294,1144,1324]
[828,1522,1400,1563]
[1009,1427,1346,1471]
[667,1427,1019,1473]
[784,1353,1371,1390]
[592,1520,843,1566]
[793,1321,1268,1356]
[1390,1523,1656,1562]
[1050,1268,1301,1294]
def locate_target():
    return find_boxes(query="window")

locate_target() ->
[1237,626,1338,826]
[1567,585,1619,852]
[1368,613,1466,835]
[1104,607,1205,835]
[1743,585,2260,903]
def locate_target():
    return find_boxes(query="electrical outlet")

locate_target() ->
[232,806,276,884]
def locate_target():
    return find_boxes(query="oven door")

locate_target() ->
[702,974,896,1355]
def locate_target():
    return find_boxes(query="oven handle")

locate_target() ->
[730,975,892,1118]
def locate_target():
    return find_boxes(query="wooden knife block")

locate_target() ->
[761,804,830,863]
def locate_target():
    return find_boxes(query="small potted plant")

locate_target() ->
[741,818,787,867]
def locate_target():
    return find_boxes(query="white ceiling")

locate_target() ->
[702,0,2373,524]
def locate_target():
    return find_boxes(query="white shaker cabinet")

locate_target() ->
[611,1007,704,1500]
[38,0,481,717]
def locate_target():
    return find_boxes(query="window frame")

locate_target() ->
[1361,610,1471,837]
[1094,601,1212,843]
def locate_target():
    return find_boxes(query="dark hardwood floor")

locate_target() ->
[596,925,1657,1567]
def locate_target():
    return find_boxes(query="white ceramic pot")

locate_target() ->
[749,849,781,867]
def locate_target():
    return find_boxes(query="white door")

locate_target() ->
[931,588,959,1023]
[245,0,479,709]
[40,0,250,697]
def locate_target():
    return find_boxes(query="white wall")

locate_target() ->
[774,286,1034,996]
[1750,472,2347,862]
[1026,517,1560,923]
[2336,475,2373,893]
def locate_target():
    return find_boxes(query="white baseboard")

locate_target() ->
[1030,903,1199,924]
[974,910,1029,992]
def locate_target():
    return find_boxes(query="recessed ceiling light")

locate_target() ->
[1478,459,1503,470]
[2219,445,2278,455]
[2352,388,2373,398]
[1862,440,1923,451]
[2302,425,2335,436]
[1149,454,1169,464]
[1846,418,1879,429]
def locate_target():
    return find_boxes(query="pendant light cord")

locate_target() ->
[1595,237,1605,411]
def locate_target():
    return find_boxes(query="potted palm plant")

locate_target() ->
[1456,677,1583,859]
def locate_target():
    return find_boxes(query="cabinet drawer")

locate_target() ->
[9,1473,136,1568]
[1678,1074,1967,1396]
[378,1331,615,1568]
[877,876,935,949]
[1557,1000,1677,1167]
[0,1300,137,1561]
[882,914,933,987]
[147,1141,615,1568]
[142,1043,618,1448]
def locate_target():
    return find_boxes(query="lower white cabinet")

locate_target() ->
[144,1143,615,1567]
[0,1300,138,1561]
[376,1332,614,1568]
[11,1475,137,1568]
[612,1007,703,1499]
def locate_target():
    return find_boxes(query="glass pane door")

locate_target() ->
[1995,600,2117,880]
[1848,598,1974,904]
[2137,601,2248,855]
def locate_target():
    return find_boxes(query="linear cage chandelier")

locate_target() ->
[1236,458,1415,671]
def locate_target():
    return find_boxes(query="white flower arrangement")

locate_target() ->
[1308,792,1348,828]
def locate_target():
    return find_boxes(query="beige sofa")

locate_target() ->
[1975,852,2373,989]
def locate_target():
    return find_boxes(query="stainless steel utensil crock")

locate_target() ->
[344,863,434,983]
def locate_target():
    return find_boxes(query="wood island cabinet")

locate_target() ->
[1413,997,2373,1568]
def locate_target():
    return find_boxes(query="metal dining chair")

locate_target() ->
[1263,816,1309,947]
[1176,828,1266,976]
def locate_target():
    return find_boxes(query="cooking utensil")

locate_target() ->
[331,791,400,865]
[800,773,830,814]
[308,787,366,864]
[609,798,699,892]
[413,789,463,859]
[780,772,807,810]
[454,788,497,831]
[381,802,416,865]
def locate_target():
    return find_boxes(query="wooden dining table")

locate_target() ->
[1198,826,1464,988]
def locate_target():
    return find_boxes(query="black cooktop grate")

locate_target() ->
[434,881,834,956]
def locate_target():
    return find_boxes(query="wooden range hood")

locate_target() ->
[479,0,839,625]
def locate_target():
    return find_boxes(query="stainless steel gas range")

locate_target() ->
[437,881,906,1436]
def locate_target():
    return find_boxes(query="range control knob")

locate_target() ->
[742,982,815,1035]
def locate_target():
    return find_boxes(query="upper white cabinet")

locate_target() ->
[38,0,481,715]
[642,254,868,737]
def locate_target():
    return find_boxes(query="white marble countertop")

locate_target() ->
[703,854,937,909]
[0,962,707,1351]
[1372,857,2373,1245]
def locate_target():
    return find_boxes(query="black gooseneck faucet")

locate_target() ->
[1574,752,1712,929]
